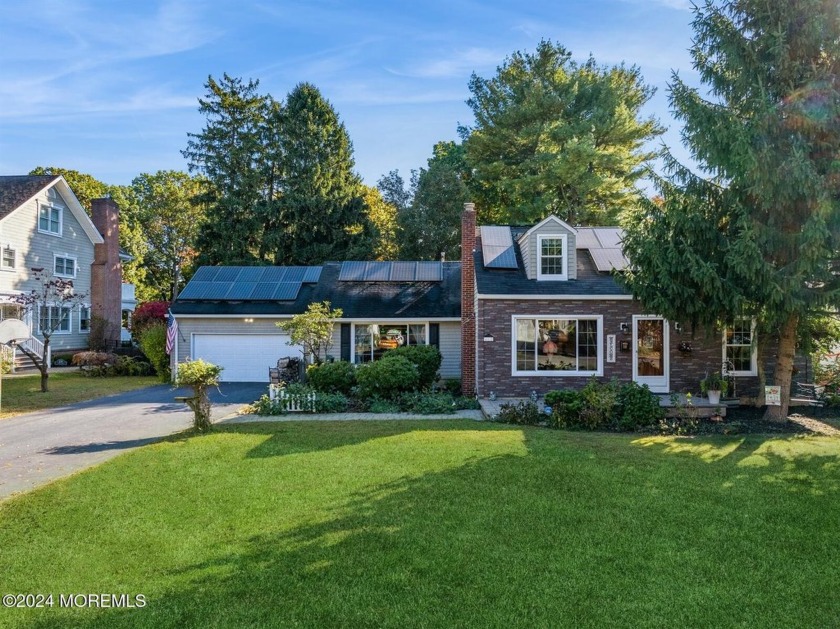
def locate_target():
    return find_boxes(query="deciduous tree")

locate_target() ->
[461,40,663,225]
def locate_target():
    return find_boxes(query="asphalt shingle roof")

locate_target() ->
[0,175,59,220]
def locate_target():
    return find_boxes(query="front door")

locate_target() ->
[633,316,669,393]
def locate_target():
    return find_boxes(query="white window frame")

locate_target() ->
[0,246,15,271]
[351,322,430,364]
[536,234,568,281]
[38,305,72,335]
[511,314,604,377]
[38,203,63,236]
[723,318,757,376]
[79,304,91,334]
[54,254,77,278]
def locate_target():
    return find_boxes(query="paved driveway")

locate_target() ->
[0,382,266,501]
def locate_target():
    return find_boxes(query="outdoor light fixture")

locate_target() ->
[483,333,495,342]
[619,322,630,334]
[674,322,683,333]
[244,318,254,323]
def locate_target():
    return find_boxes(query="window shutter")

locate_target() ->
[429,323,440,348]
[341,324,351,362]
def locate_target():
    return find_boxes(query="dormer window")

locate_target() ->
[537,234,568,281]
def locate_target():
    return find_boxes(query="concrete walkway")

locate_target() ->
[0,382,264,502]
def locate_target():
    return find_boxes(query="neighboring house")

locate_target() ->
[0,175,127,359]
[459,203,794,399]
[170,261,461,382]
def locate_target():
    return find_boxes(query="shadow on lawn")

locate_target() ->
[14,423,840,629]
[41,438,161,455]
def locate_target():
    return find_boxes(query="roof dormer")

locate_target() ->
[517,215,578,281]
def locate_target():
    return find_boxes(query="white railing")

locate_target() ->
[18,336,49,368]
[269,385,316,413]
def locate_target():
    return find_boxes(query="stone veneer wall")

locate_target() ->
[475,298,793,399]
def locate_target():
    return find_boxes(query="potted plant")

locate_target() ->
[701,371,728,405]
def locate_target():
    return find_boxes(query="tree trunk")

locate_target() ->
[186,384,212,432]
[39,336,50,392]
[764,313,799,422]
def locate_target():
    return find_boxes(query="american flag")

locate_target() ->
[165,311,178,355]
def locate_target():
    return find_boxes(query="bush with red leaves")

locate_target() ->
[132,301,170,337]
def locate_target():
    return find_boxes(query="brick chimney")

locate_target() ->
[461,202,477,397]
[90,197,122,348]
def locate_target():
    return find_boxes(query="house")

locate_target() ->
[459,202,787,399]
[0,175,129,361]
[171,202,792,399]
[170,261,461,382]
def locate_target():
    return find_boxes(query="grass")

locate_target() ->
[0,420,839,628]
[0,371,159,419]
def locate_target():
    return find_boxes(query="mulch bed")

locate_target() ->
[700,405,840,436]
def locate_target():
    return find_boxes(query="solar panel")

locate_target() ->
[237,267,266,283]
[204,282,235,299]
[261,267,289,282]
[339,261,366,281]
[574,228,601,250]
[191,267,220,282]
[589,249,630,272]
[273,282,301,301]
[215,267,241,282]
[481,226,518,269]
[251,282,278,300]
[416,261,442,281]
[364,262,390,281]
[594,228,623,249]
[283,267,306,282]
[177,281,213,299]
[226,282,258,300]
[390,261,416,281]
[303,267,322,283]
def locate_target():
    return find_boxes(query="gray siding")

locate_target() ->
[438,321,461,379]
[519,218,577,281]
[0,185,96,352]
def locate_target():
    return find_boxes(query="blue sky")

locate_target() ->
[0,0,698,190]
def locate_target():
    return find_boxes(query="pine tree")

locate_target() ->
[621,0,840,419]
[182,74,271,265]
[273,83,367,265]
[461,40,663,225]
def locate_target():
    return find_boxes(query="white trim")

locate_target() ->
[351,321,430,364]
[38,202,63,237]
[722,318,758,376]
[632,315,670,393]
[536,234,569,281]
[510,314,604,377]
[478,294,634,301]
[170,314,462,322]
[54,253,78,278]
[78,304,91,334]
[516,214,578,242]
[0,245,16,271]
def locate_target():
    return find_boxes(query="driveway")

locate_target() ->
[0,382,266,501]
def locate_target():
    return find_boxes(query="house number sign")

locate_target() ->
[606,335,616,363]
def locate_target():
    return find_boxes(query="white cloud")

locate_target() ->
[386,47,503,79]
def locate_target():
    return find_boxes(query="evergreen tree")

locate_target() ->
[182,74,271,265]
[273,83,367,265]
[398,141,469,261]
[461,40,663,225]
[621,0,840,419]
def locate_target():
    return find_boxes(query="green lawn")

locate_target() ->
[0,372,158,419]
[1,421,839,628]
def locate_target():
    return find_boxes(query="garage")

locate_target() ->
[192,334,302,382]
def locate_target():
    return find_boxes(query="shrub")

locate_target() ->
[368,398,401,414]
[454,396,481,410]
[314,392,349,413]
[618,382,664,431]
[578,378,620,430]
[386,345,442,389]
[249,394,285,416]
[398,392,457,415]
[496,401,543,426]
[174,359,223,432]
[132,301,170,339]
[356,355,419,399]
[307,360,356,394]
[139,323,170,382]
[545,389,584,428]
[442,378,462,396]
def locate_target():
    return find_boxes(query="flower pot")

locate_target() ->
[707,390,721,405]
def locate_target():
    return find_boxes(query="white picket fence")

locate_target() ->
[269,384,316,413]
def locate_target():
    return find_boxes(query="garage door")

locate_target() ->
[192,334,303,382]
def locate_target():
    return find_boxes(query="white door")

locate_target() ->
[632,316,669,393]
[192,334,302,382]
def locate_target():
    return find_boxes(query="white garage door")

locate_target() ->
[192,334,302,382]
